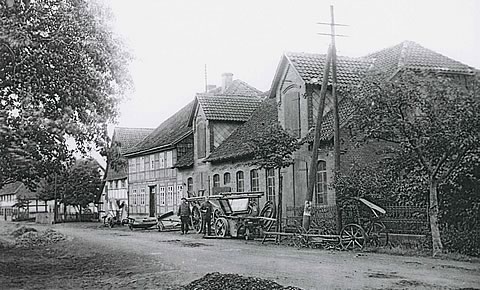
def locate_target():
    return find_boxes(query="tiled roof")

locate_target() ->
[302,98,355,143]
[105,127,154,181]
[113,127,155,155]
[196,95,263,122]
[206,98,278,163]
[366,41,475,77]
[174,147,194,169]
[0,182,37,199]
[207,79,263,97]
[125,101,195,156]
[286,52,373,87]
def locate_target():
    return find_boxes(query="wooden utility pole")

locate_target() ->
[302,5,344,231]
[330,5,341,174]
[302,46,332,230]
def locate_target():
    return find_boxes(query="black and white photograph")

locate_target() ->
[1,0,479,289]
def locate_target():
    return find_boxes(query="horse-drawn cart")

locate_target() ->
[187,192,276,239]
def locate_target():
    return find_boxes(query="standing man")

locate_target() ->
[177,197,191,235]
[200,197,213,237]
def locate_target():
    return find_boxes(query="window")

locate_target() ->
[115,180,119,189]
[187,177,193,195]
[176,185,183,204]
[266,168,275,202]
[213,174,220,188]
[284,91,301,137]
[132,189,137,205]
[159,186,166,205]
[250,169,259,191]
[224,172,231,185]
[121,179,126,188]
[236,171,244,192]
[141,188,145,205]
[159,152,165,168]
[197,121,206,158]
[136,158,141,172]
[144,155,150,171]
[167,186,174,205]
[315,160,328,205]
[166,151,173,167]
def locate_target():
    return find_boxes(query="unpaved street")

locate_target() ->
[1,221,480,289]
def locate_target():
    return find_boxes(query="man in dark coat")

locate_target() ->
[200,197,213,237]
[177,197,191,234]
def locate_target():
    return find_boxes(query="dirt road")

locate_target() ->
[1,221,479,289]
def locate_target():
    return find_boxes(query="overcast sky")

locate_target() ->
[107,0,479,130]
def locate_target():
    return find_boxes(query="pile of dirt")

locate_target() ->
[181,272,302,290]
[10,225,38,238]
[15,228,66,247]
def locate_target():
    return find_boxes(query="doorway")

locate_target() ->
[149,186,156,217]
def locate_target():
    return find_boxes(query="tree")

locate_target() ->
[0,0,132,189]
[39,158,103,216]
[248,123,301,231]
[350,70,480,256]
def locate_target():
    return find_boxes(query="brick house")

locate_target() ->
[101,127,154,218]
[175,74,264,199]
[175,41,476,230]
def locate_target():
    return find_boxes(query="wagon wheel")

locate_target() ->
[368,222,389,248]
[191,206,202,233]
[108,217,115,228]
[157,221,165,232]
[214,217,229,238]
[340,223,366,250]
[259,201,276,230]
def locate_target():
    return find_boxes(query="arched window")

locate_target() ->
[250,169,259,191]
[213,174,220,188]
[316,160,328,205]
[236,171,244,192]
[266,168,276,202]
[224,172,231,185]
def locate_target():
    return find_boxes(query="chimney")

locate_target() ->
[221,73,233,92]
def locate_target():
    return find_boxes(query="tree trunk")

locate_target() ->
[429,178,443,256]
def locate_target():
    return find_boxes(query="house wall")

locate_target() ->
[276,64,337,211]
[127,149,186,217]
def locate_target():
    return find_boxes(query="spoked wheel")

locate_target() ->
[368,222,389,248]
[214,217,229,238]
[340,223,366,250]
[259,201,276,230]
[191,206,202,233]
[157,221,165,232]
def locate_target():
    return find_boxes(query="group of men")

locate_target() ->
[177,197,213,236]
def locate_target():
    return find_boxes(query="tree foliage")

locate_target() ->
[0,0,132,189]
[247,123,301,170]
[347,70,480,255]
[39,158,103,212]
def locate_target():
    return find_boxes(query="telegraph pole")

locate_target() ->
[302,5,346,231]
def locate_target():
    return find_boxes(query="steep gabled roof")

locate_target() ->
[269,52,373,98]
[0,182,37,199]
[205,98,278,163]
[365,40,475,77]
[196,95,263,122]
[207,79,263,97]
[112,127,155,155]
[125,101,195,157]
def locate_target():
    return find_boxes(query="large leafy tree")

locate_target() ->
[39,158,103,214]
[350,71,480,256]
[0,0,132,189]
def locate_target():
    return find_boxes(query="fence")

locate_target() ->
[286,203,429,235]
[285,205,338,234]
[57,213,99,222]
